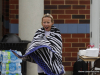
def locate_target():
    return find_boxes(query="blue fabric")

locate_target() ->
[11,45,64,75]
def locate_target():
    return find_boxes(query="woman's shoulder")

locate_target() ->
[51,25,61,34]
[36,27,44,33]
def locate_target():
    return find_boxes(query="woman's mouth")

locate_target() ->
[45,27,49,30]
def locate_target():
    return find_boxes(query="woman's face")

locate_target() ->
[42,17,53,31]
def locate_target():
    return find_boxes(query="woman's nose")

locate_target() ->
[45,23,48,25]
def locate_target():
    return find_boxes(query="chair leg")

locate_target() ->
[89,68,95,75]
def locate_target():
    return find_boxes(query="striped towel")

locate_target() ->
[12,25,65,75]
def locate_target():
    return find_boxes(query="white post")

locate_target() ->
[19,0,44,75]
[90,0,100,73]
[99,1,100,46]
[90,0,100,48]
[0,0,2,39]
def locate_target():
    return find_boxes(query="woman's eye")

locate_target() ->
[43,22,46,23]
[47,22,50,23]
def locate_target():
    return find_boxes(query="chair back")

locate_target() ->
[94,58,100,68]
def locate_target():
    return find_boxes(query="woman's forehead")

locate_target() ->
[42,17,51,21]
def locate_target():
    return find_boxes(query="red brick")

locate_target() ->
[65,10,78,14]
[86,34,90,38]
[65,48,78,52]
[86,43,90,48]
[51,1,64,4]
[9,0,18,4]
[58,15,71,19]
[87,5,90,9]
[72,53,77,57]
[65,38,78,42]
[61,34,71,38]
[52,10,64,14]
[79,48,87,50]
[73,14,84,19]
[62,48,64,52]
[9,14,15,18]
[65,1,78,4]
[65,67,73,71]
[62,53,71,57]
[65,57,77,61]
[54,20,64,24]
[72,34,85,38]
[79,38,90,42]
[16,5,18,9]
[44,10,50,14]
[72,62,76,66]
[79,20,90,24]
[10,19,18,23]
[86,15,90,19]
[62,62,71,66]
[10,10,18,14]
[65,20,78,23]
[72,43,85,47]
[63,43,71,47]
[52,15,57,19]
[79,1,90,4]
[9,5,15,9]
[73,5,85,9]
[62,38,64,42]
[58,5,71,9]
[79,10,90,14]
[79,47,86,50]
[45,5,57,9]
[44,1,50,5]
[62,57,65,61]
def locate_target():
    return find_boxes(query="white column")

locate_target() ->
[90,0,100,48]
[90,0,100,73]
[0,0,2,39]
[19,0,44,75]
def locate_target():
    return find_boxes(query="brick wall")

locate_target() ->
[2,0,19,35]
[9,0,19,24]
[44,0,90,24]
[44,0,90,72]
[62,34,90,71]
[9,0,19,34]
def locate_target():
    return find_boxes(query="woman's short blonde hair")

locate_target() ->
[42,13,54,23]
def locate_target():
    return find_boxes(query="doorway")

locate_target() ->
[0,0,2,40]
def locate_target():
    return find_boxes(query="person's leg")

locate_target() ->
[38,73,47,75]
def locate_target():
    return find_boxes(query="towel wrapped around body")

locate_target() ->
[12,26,65,75]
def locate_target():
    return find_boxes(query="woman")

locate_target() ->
[12,13,65,75]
